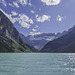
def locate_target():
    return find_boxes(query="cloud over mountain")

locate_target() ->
[29,32,42,36]
[0,9,33,29]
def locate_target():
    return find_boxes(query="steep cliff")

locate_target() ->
[0,10,31,52]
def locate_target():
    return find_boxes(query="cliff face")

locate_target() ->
[0,11,23,44]
[0,10,31,52]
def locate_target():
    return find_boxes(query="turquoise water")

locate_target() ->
[0,53,75,75]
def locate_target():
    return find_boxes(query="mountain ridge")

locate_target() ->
[0,10,31,52]
[41,25,75,53]
[26,32,66,50]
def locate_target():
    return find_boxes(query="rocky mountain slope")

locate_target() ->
[0,10,31,52]
[20,33,37,52]
[19,33,33,46]
[26,33,65,50]
[41,25,75,53]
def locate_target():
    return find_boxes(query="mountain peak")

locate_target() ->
[41,25,75,53]
[0,9,31,52]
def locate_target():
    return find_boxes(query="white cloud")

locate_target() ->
[8,16,17,23]
[36,15,51,22]
[16,0,32,6]
[0,0,7,6]
[18,14,33,24]
[0,8,15,23]
[18,14,33,28]
[31,10,35,14]
[11,0,32,8]
[11,11,18,16]
[56,15,65,22]
[32,29,36,31]
[0,0,32,7]
[4,13,17,23]
[41,0,61,6]
[29,32,42,36]
[35,14,39,18]
[0,8,33,28]
[28,2,32,6]
[3,12,18,23]
[9,3,14,7]
[18,0,27,6]
[32,25,39,32]
[13,1,19,8]
[35,25,38,28]
[28,0,32,6]
[19,21,30,28]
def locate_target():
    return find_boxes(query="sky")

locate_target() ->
[0,0,75,36]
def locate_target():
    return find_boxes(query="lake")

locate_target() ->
[0,53,75,75]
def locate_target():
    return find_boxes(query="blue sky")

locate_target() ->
[0,0,75,36]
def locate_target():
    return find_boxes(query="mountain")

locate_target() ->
[27,33,64,50]
[19,33,37,52]
[0,10,31,52]
[19,33,33,46]
[41,25,75,53]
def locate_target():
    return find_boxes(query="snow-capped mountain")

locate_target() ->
[27,33,65,50]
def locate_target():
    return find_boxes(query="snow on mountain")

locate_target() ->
[27,33,64,50]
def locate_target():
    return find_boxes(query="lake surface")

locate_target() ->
[0,53,75,75]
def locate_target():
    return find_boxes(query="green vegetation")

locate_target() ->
[0,36,31,53]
